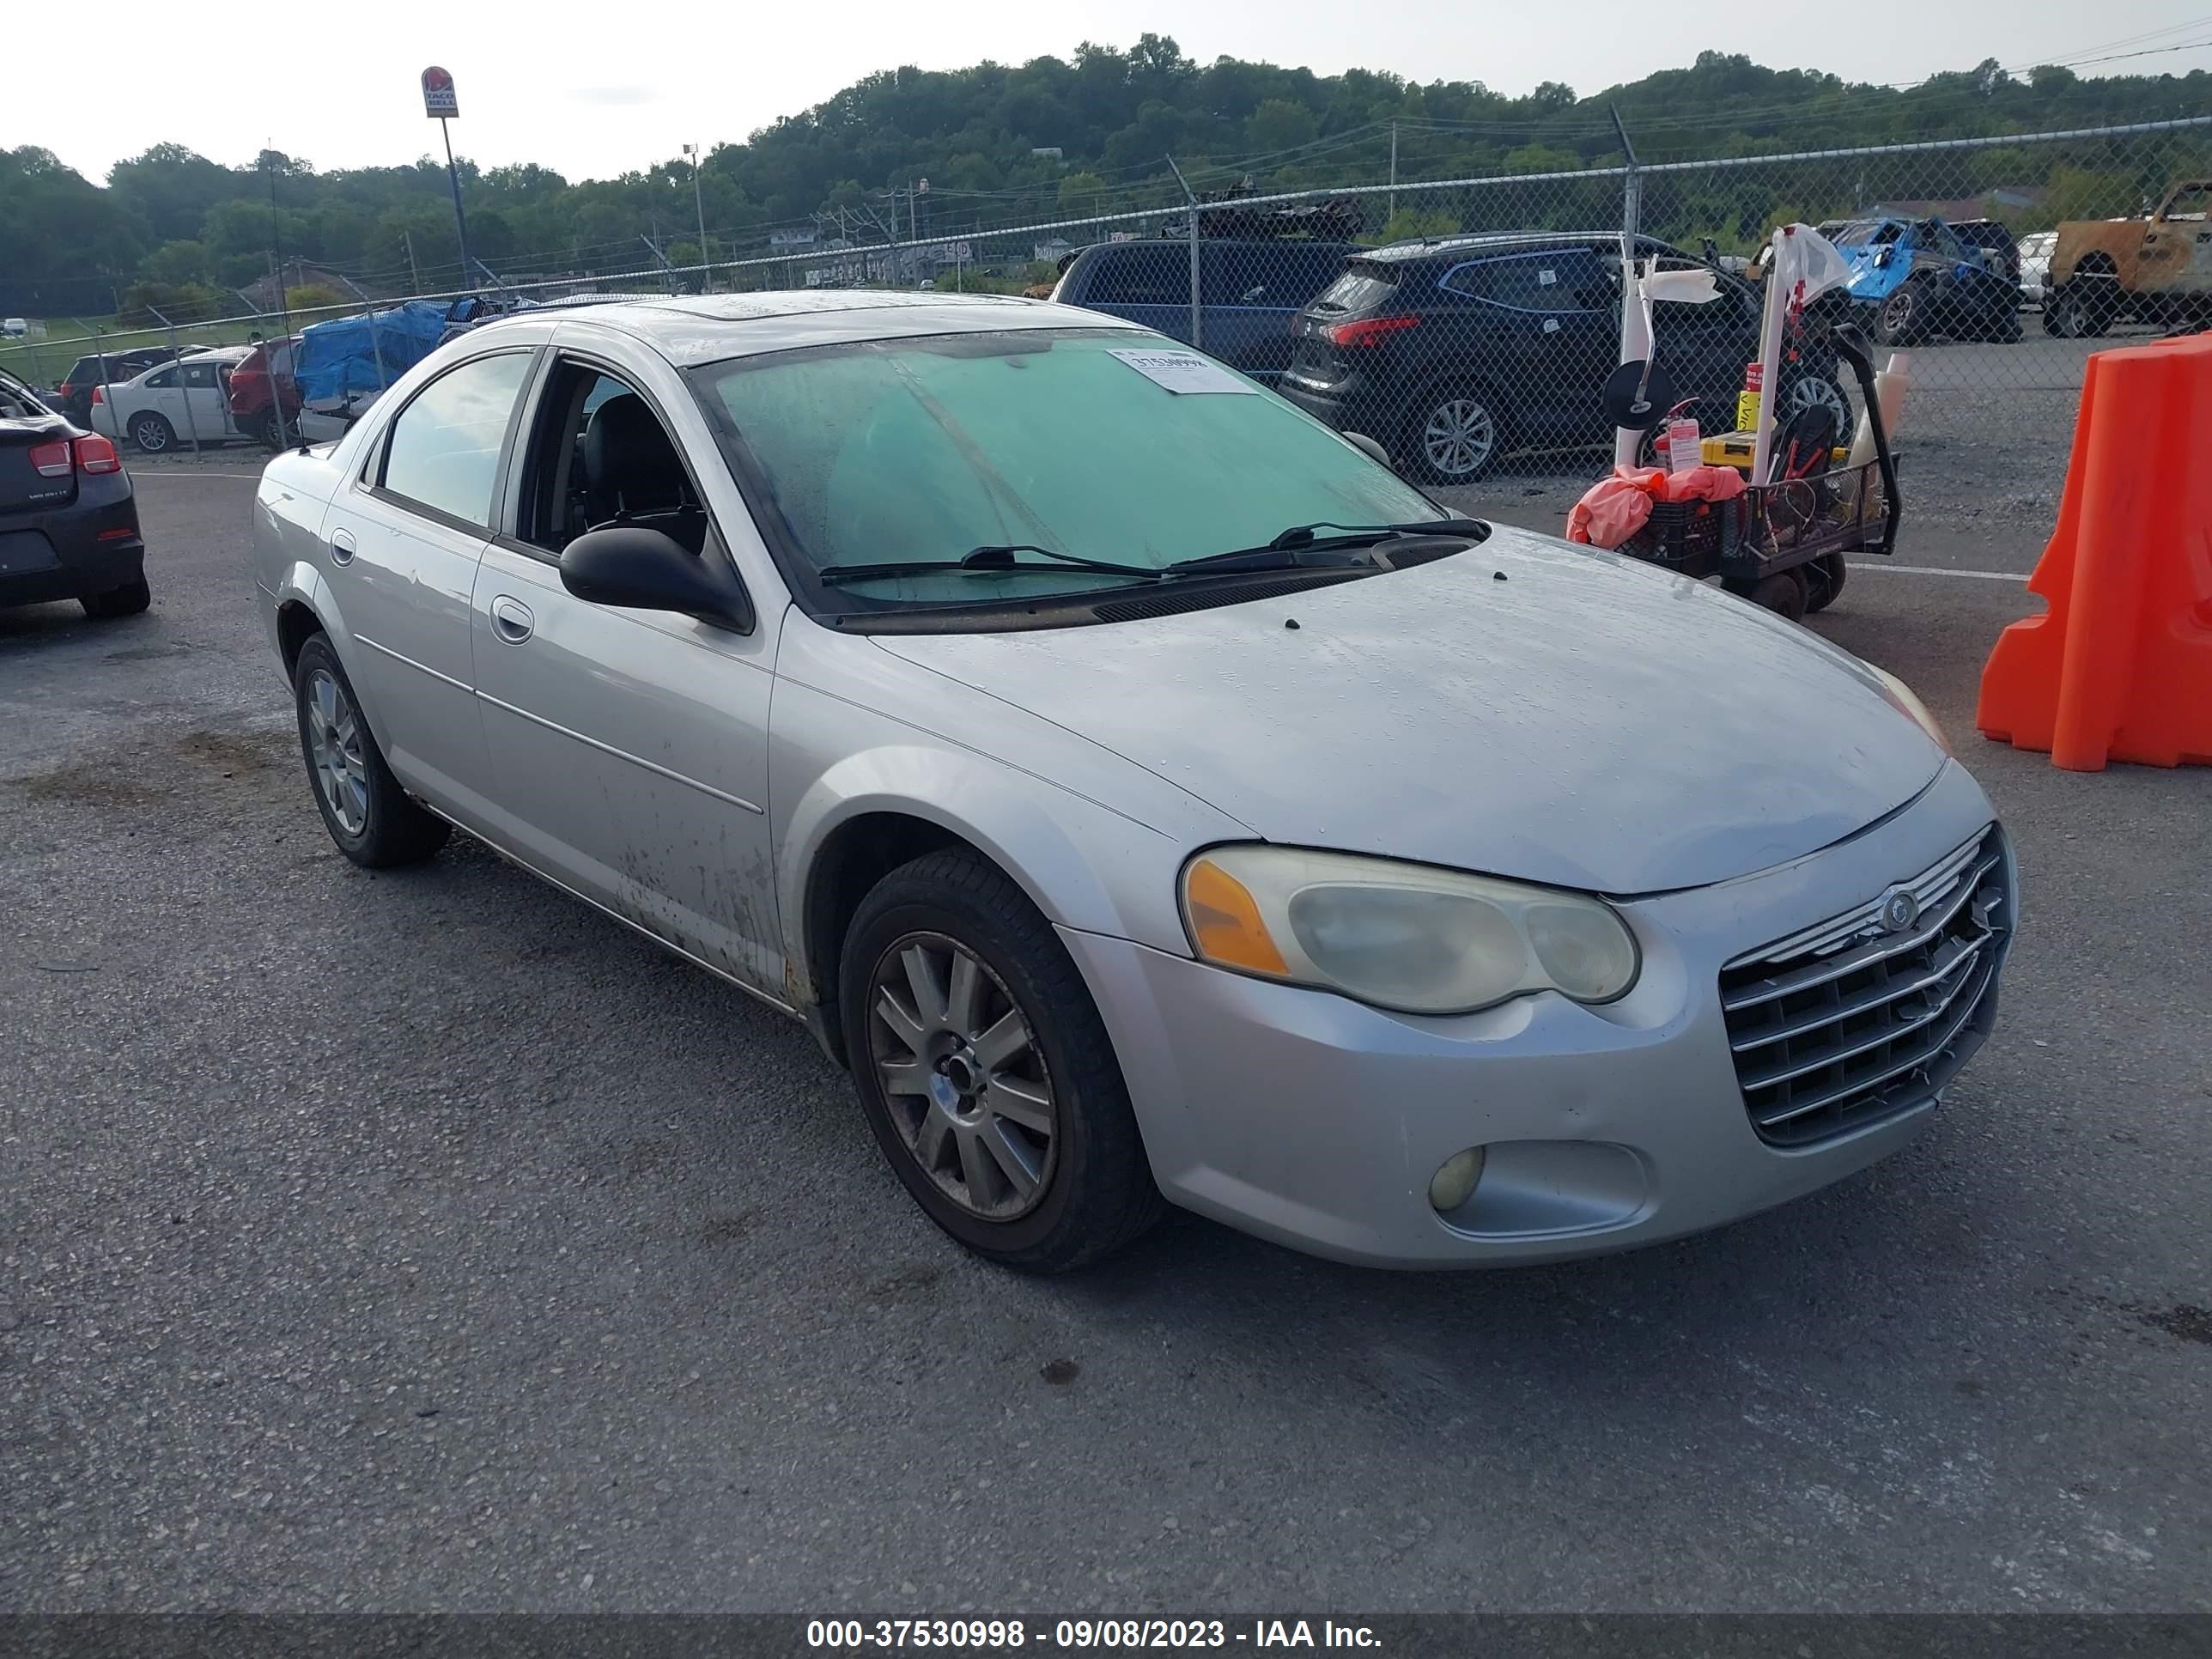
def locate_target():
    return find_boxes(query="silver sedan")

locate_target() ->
[248,292,2015,1273]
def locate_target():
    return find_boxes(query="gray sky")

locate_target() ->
[12,1,2211,184]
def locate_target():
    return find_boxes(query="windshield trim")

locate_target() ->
[681,324,1460,635]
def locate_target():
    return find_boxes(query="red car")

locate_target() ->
[226,337,301,446]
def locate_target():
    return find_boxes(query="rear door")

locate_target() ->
[315,343,538,818]
[1444,249,1615,438]
[1203,242,1348,380]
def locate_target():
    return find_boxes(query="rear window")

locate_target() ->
[64,358,102,384]
[1306,265,1398,316]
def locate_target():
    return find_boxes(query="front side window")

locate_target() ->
[378,350,533,526]
[695,328,1440,617]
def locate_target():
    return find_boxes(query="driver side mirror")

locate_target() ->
[1342,431,1392,467]
[560,525,755,634]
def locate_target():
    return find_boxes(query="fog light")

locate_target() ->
[1428,1146,1486,1214]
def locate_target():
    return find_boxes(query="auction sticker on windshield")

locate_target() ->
[1108,349,1258,395]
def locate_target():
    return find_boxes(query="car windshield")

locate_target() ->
[1828,222,1899,248]
[694,328,1443,614]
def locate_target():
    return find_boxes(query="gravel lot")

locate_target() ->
[3,458,2209,1615]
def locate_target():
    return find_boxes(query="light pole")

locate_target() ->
[683,143,710,291]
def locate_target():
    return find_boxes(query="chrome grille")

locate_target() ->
[1721,827,2010,1148]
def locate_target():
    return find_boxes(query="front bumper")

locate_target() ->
[1062,761,2010,1267]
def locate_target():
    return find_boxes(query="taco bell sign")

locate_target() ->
[422,66,459,118]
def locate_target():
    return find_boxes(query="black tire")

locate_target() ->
[292,634,450,869]
[2044,279,2113,339]
[129,411,175,454]
[1403,384,1504,484]
[250,409,281,450]
[1873,281,1924,347]
[1748,569,1809,623]
[839,848,1164,1273]
[1804,551,1848,614]
[80,575,150,619]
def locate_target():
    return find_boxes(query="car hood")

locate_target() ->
[872,528,1947,896]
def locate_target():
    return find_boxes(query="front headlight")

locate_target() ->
[1870,665,1951,755]
[1180,846,1639,1016]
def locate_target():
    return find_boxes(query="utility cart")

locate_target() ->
[1624,324,1899,620]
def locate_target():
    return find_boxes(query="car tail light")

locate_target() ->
[90,385,106,404]
[1322,314,1420,349]
[28,440,72,477]
[74,434,123,475]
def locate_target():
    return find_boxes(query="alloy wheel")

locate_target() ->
[1786,374,1849,428]
[868,932,1058,1221]
[304,667,369,836]
[1421,397,1497,478]
[133,416,169,453]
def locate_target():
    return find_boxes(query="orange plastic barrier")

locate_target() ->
[1976,330,2212,770]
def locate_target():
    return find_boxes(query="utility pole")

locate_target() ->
[1164,155,1201,350]
[404,231,422,295]
[684,143,710,291]
[420,69,471,292]
[1389,122,1399,222]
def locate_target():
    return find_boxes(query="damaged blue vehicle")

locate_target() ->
[1823,216,2023,345]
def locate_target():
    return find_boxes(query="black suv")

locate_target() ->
[1949,219,2021,288]
[1278,233,1848,483]
[53,348,181,426]
[1053,238,1354,384]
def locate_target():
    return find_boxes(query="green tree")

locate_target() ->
[1244,100,1318,156]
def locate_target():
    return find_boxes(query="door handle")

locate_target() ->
[329,528,356,565]
[489,595,535,643]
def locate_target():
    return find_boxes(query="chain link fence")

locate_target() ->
[7,118,2203,514]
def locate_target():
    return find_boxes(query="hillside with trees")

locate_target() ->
[3,39,2207,319]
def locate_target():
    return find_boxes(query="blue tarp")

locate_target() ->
[292,301,449,403]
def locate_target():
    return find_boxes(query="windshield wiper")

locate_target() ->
[1161,518,1486,578]
[817,544,1165,586]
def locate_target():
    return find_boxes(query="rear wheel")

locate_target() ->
[840,848,1164,1273]
[2045,278,2115,338]
[292,635,450,869]
[129,411,175,454]
[80,575,150,619]
[1406,386,1503,484]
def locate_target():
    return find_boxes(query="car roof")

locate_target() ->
[1352,230,1648,264]
[464,289,1146,367]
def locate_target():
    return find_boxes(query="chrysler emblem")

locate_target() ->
[1880,886,1921,933]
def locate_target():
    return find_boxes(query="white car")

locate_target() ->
[293,386,386,446]
[1,318,28,338]
[88,346,254,453]
[2017,231,2057,307]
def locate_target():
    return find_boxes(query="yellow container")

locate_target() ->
[1735,389,1762,432]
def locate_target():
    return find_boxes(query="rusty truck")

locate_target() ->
[2043,179,2212,337]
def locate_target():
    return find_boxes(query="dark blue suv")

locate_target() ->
[1052,238,1355,386]
[1279,233,1849,483]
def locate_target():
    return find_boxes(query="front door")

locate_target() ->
[468,350,784,995]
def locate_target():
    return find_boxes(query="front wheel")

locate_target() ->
[1406,386,1503,484]
[840,848,1164,1273]
[293,635,450,868]
[1874,282,1924,346]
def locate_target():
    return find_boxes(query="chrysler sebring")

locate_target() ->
[248,291,2014,1273]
